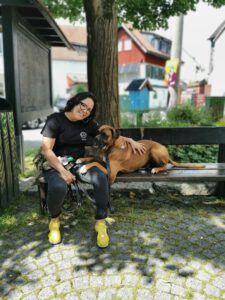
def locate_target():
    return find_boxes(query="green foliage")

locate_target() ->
[44,0,225,30]
[168,145,218,163]
[166,104,213,126]
[206,96,225,121]
[142,105,214,128]
[216,116,225,126]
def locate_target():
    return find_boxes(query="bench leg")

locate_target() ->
[215,182,225,198]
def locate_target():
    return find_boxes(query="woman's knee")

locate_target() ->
[48,179,68,196]
[92,169,108,186]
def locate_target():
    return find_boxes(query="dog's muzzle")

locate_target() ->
[94,133,107,149]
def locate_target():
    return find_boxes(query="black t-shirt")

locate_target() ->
[41,112,99,159]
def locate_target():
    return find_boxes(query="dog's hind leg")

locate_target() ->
[151,165,167,174]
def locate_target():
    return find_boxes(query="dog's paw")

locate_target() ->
[76,159,83,164]
[151,168,158,174]
[79,165,87,174]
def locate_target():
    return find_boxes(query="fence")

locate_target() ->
[0,100,19,211]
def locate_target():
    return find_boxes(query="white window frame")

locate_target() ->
[118,40,122,52]
[124,39,132,51]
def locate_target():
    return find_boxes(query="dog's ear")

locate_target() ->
[112,129,120,139]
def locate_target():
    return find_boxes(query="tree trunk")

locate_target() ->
[83,0,119,127]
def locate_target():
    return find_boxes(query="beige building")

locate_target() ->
[51,25,87,101]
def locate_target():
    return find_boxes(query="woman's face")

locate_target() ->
[70,97,94,121]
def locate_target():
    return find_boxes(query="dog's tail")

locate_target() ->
[169,159,205,169]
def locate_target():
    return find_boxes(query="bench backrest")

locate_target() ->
[119,127,225,145]
[119,127,225,162]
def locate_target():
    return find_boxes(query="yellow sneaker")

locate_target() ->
[95,220,109,248]
[48,218,61,245]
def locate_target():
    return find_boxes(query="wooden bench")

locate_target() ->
[116,127,225,197]
[37,126,225,214]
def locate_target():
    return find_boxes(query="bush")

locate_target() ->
[168,145,218,163]
[167,104,213,126]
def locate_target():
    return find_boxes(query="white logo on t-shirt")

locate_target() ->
[80,131,87,141]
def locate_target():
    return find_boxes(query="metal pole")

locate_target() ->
[168,15,184,108]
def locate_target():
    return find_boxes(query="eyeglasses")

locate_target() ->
[79,102,92,114]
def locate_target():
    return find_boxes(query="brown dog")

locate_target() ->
[77,125,205,184]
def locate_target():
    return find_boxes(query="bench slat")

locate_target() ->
[116,163,225,183]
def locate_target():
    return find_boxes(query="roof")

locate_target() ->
[120,23,170,60]
[208,20,225,46]
[51,25,87,61]
[0,0,72,48]
[126,79,154,91]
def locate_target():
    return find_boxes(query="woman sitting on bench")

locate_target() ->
[40,92,145,248]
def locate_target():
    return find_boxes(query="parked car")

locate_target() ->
[55,97,67,112]
[23,117,46,129]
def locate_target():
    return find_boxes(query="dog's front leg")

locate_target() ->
[76,157,93,164]
[79,162,108,175]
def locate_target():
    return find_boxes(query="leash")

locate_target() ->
[105,154,115,213]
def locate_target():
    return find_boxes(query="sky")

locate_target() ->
[154,2,225,84]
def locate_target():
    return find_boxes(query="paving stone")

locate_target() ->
[186,278,202,291]
[58,269,73,281]
[213,276,225,289]
[38,287,55,299]
[21,282,40,294]
[136,288,153,300]
[178,266,194,277]
[122,274,139,286]
[5,289,23,300]
[65,293,79,300]
[22,294,39,300]
[139,276,153,288]
[104,275,122,286]
[196,270,211,281]
[117,287,133,299]
[80,289,97,300]
[155,280,171,293]
[204,284,220,297]
[55,281,72,295]
[90,275,104,288]
[192,293,206,300]
[43,263,57,275]
[154,291,172,300]
[72,276,89,289]
[27,269,45,281]
[49,252,63,262]
[41,274,59,287]
[36,256,50,267]
[97,288,117,300]
[171,284,186,297]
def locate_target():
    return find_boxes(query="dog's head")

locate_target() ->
[94,125,120,150]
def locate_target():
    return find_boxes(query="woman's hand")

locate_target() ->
[60,169,76,185]
[125,137,146,155]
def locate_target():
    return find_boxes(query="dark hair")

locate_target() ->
[64,91,97,121]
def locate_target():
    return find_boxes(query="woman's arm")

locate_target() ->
[41,136,76,184]
[122,137,146,155]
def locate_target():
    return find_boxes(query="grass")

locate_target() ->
[0,193,44,237]
[19,148,39,179]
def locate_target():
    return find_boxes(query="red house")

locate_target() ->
[118,24,171,109]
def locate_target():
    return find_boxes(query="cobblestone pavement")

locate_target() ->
[1,190,225,300]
